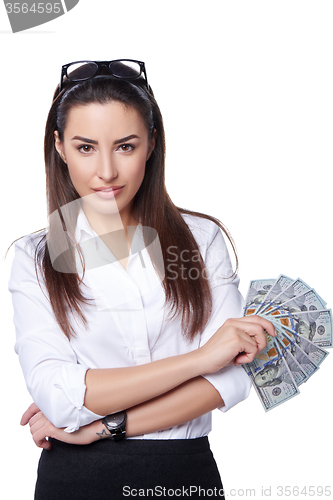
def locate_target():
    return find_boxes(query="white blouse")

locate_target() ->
[8,209,251,438]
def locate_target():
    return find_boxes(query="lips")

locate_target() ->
[92,186,124,199]
[92,186,124,192]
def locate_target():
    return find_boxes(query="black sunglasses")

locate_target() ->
[59,59,148,93]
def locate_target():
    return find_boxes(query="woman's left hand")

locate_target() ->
[20,403,103,450]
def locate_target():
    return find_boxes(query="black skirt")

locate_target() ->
[34,436,224,499]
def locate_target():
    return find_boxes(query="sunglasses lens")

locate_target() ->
[66,62,98,81]
[109,60,142,79]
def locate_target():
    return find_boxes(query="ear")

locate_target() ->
[54,130,67,164]
[146,129,157,161]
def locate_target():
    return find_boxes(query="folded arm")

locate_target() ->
[23,375,224,449]
[11,230,275,439]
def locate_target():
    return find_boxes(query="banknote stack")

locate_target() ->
[243,275,331,411]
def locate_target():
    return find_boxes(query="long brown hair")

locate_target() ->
[28,75,238,341]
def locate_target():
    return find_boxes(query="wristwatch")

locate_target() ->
[102,411,127,441]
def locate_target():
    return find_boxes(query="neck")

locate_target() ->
[82,202,139,237]
[81,202,139,259]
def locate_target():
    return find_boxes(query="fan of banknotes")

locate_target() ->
[242,275,331,411]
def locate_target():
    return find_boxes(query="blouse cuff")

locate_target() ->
[53,364,104,433]
[202,364,252,412]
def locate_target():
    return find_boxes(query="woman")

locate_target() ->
[8,60,275,499]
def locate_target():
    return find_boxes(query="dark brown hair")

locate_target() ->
[29,76,238,341]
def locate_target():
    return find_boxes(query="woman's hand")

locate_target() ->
[20,403,103,450]
[198,315,276,374]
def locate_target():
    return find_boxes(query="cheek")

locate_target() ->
[68,164,85,181]
[127,153,147,184]
[65,151,91,176]
[66,160,92,191]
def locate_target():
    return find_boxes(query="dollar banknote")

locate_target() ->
[243,274,331,411]
[274,324,319,379]
[278,324,329,366]
[256,275,296,315]
[244,354,300,411]
[243,279,277,316]
[270,309,332,348]
[263,288,327,317]
[274,337,308,386]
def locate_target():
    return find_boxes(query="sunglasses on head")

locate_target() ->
[59,59,149,93]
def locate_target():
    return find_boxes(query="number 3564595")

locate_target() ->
[5,3,61,14]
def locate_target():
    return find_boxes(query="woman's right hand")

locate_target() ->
[20,403,104,449]
[198,315,276,374]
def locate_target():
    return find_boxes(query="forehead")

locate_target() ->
[64,101,148,137]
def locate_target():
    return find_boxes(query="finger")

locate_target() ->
[233,333,260,365]
[28,411,45,429]
[20,403,41,426]
[41,440,52,450]
[234,352,256,366]
[240,315,277,337]
[34,434,52,450]
[245,325,267,353]
[234,328,261,350]
[229,320,268,353]
[29,413,48,434]
[31,423,53,450]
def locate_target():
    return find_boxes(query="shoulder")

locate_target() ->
[12,229,47,258]
[180,212,221,247]
[180,212,237,284]
[8,230,47,287]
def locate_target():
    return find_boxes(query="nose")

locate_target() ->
[96,150,118,182]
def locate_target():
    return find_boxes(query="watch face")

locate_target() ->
[105,413,125,429]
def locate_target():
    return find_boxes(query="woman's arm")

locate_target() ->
[126,375,224,436]
[83,315,275,415]
[11,230,275,433]
[23,315,276,448]
[23,376,224,449]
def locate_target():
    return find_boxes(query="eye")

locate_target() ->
[117,144,135,153]
[78,145,94,154]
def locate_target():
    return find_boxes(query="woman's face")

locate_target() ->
[54,101,155,227]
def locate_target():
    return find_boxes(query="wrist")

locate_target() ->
[180,347,207,377]
[92,419,111,441]
[189,345,212,376]
[102,411,127,441]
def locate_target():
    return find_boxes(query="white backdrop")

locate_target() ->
[1,1,332,498]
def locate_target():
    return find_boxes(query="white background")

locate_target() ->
[1,1,332,498]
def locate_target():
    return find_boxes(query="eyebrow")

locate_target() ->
[71,136,98,145]
[114,134,140,145]
[71,134,140,145]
